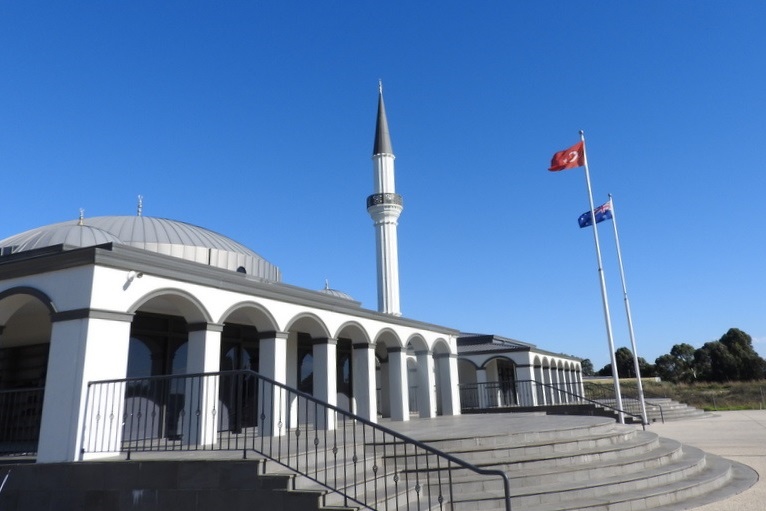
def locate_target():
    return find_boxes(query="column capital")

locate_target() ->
[257,331,289,341]
[187,322,224,333]
[51,309,134,323]
[352,342,373,350]
[313,337,338,346]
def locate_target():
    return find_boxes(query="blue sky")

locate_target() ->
[1,2,764,369]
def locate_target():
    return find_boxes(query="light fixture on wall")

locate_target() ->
[126,270,144,282]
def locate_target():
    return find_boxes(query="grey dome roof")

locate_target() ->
[1,223,123,252]
[319,280,356,301]
[0,216,281,281]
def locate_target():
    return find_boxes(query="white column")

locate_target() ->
[515,364,537,406]
[486,361,502,407]
[436,353,461,416]
[476,368,489,409]
[564,369,573,403]
[387,347,409,421]
[40,312,132,462]
[313,337,337,430]
[352,343,377,423]
[184,323,222,447]
[535,365,547,405]
[258,331,288,437]
[543,365,556,405]
[415,350,436,418]
[378,359,390,417]
[550,366,560,404]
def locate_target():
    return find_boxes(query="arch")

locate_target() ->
[0,286,56,324]
[285,312,331,339]
[431,338,452,356]
[334,321,372,345]
[406,334,428,353]
[373,328,403,355]
[479,354,516,370]
[219,301,279,332]
[0,287,55,353]
[128,288,212,324]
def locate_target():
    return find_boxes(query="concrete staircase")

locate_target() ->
[278,413,756,511]
[643,397,709,422]
[0,412,752,511]
[0,459,357,511]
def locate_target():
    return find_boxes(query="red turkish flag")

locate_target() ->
[548,141,584,171]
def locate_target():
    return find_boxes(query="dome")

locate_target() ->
[319,280,356,301]
[0,216,281,282]
[1,223,123,252]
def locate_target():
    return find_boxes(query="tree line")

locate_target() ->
[582,328,766,383]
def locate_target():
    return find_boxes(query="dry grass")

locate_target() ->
[641,380,766,411]
[586,378,766,411]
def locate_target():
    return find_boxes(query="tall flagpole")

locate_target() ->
[608,194,648,425]
[579,130,625,423]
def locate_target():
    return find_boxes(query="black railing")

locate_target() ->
[0,387,44,455]
[459,380,648,428]
[582,382,657,425]
[83,371,512,511]
[611,382,665,423]
[459,380,580,410]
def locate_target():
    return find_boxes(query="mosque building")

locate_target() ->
[0,86,582,463]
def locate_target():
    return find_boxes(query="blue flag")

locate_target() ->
[578,201,612,228]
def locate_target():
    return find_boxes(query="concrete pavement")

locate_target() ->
[650,410,766,511]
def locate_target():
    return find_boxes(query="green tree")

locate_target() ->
[596,348,655,378]
[654,343,696,383]
[615,347,636,378]
[719,328,766,380]
[596,362,612,377]
[581,358,595,376]
[694,328,766,382]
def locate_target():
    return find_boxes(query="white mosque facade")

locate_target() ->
[0,88,582,464]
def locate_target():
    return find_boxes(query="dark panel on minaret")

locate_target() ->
[373,91,394,156]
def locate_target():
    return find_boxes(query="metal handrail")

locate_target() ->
[532,380,647,429]
[83,370,512,511]
[617,383,665,423]
[458,379,647,428]
[0,387,44,454]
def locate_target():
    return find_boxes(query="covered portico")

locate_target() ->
[456,334,584,409]
[0,240,462,463]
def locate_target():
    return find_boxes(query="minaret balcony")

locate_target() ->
[366,193,403,209]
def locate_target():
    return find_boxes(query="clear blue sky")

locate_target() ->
[1,2,764,369]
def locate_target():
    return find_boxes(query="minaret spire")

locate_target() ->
[373,81,393,156]
[367,82,403,316]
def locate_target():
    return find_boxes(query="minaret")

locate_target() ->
[367,82,403,316]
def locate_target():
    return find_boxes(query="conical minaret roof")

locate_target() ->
[372,82,393,156]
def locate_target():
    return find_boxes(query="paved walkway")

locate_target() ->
[649,410,766,511]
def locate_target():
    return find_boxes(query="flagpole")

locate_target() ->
[607,194,648,425]
[579,130,625,424]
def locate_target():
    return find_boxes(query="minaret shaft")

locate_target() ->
[367,85,403,316]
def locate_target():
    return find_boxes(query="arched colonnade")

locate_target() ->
[0,261,461,463]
